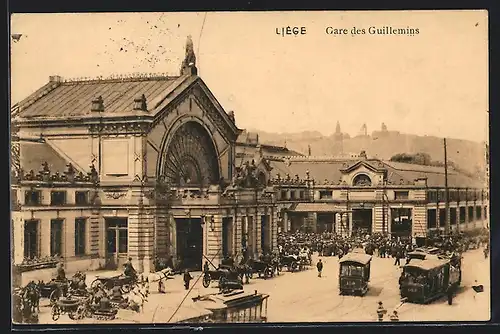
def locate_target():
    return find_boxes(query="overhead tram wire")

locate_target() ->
[197,12,208,76]
[166,247,222,323]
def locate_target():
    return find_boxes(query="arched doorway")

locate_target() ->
[161,121,221,271]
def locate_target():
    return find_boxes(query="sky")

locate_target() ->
[10,11,488,143]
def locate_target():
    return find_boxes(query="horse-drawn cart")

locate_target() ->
[202,267,242,288]
[91,274,137,293]
[248,259,275,279]
[51,297,89,321]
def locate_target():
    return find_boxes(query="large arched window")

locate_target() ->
[352,174,372,187]
[162,121,220,186]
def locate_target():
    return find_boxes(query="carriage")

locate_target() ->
[91,274,138,293]
[247,259,275,279]
[400,258,461,304]
[51,296,90,321]
[279,254,300,272]
[339,252,372,296]
[202,267,243,289]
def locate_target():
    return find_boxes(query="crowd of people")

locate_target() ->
[277,228,489,262]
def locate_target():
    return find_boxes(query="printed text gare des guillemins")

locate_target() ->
[275,26,420,37]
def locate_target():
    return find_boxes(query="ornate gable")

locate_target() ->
[340,159,387,187]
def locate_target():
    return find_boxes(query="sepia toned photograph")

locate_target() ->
[10,10,489,325]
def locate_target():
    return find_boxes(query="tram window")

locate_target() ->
[341,265,363,277]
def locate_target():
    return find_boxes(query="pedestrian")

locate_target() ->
[394,250,401,266]
[376,301,387,322]
[389,310,399,322]
[183,269,193,290]
[446,284,454,305]
[317,259,323,277]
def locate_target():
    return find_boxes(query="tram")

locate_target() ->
[400,258,461,304]
[339,252,372,296]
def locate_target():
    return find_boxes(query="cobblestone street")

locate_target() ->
[36,248,489,324]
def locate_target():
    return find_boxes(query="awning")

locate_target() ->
[292,203,340,213]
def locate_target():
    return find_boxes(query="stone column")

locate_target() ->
[312,212,318,233]
[127,209,142,272]
[12,212,24,265]
[40,218,51,257]
[348,212,353,236]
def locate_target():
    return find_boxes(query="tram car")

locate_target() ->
[400,258,461,304]
[338,252,372,296]
[189,290,270,323]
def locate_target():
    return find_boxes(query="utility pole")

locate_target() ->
[444,138,450,235]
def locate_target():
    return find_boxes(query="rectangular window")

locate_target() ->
[118,229,128,253]
[319,190,333,199]
[50,191,67,206]
[459,207,466,224]
[299,191,305,199]
[24,190,41,206]
[468,207,474,222]
[476,206,482,220]
[75,218,86,256]
[280,190,287,200]
[290,191,296,200]
[427,190,437,202]
[394,191,409,200]
[24,220,39,259]
[439,208,446,227]
[75,191,89,205]
[50,219,64,257]
[427,209,436,229]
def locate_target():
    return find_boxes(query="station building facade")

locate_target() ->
[267,152,488,242]
[11,43,279,277]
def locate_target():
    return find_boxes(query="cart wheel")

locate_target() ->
[202,274,211,288]
[49,289,61,304]
[68,311,77,320]
[90,279,100,289]
[121,284,131,294]
[51,305,61,321]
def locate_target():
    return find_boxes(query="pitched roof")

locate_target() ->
[15,75,182,119]
[267,156,484,188]
[19,141,70,174]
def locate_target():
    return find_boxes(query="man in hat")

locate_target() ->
[389,310,399,322]
[55,261,66,281]
[377,301,387,322]
[317,259,323,278]
[124,257,137,279]
[183,269,193,290]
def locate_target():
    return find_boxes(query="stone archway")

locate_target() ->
[160,121,220,187]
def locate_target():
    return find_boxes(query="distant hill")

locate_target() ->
[248,129,487,178]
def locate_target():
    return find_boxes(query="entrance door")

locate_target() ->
[105,218,128,270]
[176,218,203,271]
[352,209,373,235]
[317,213,334,233]
[391,208,412,240]
[24,220,39,259]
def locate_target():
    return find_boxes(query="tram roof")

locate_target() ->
[404,258,449,271]
[339,252,372,265]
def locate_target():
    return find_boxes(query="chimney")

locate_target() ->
[133,94,148,111]
[49,75,62,83]
[91,96,104,112]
